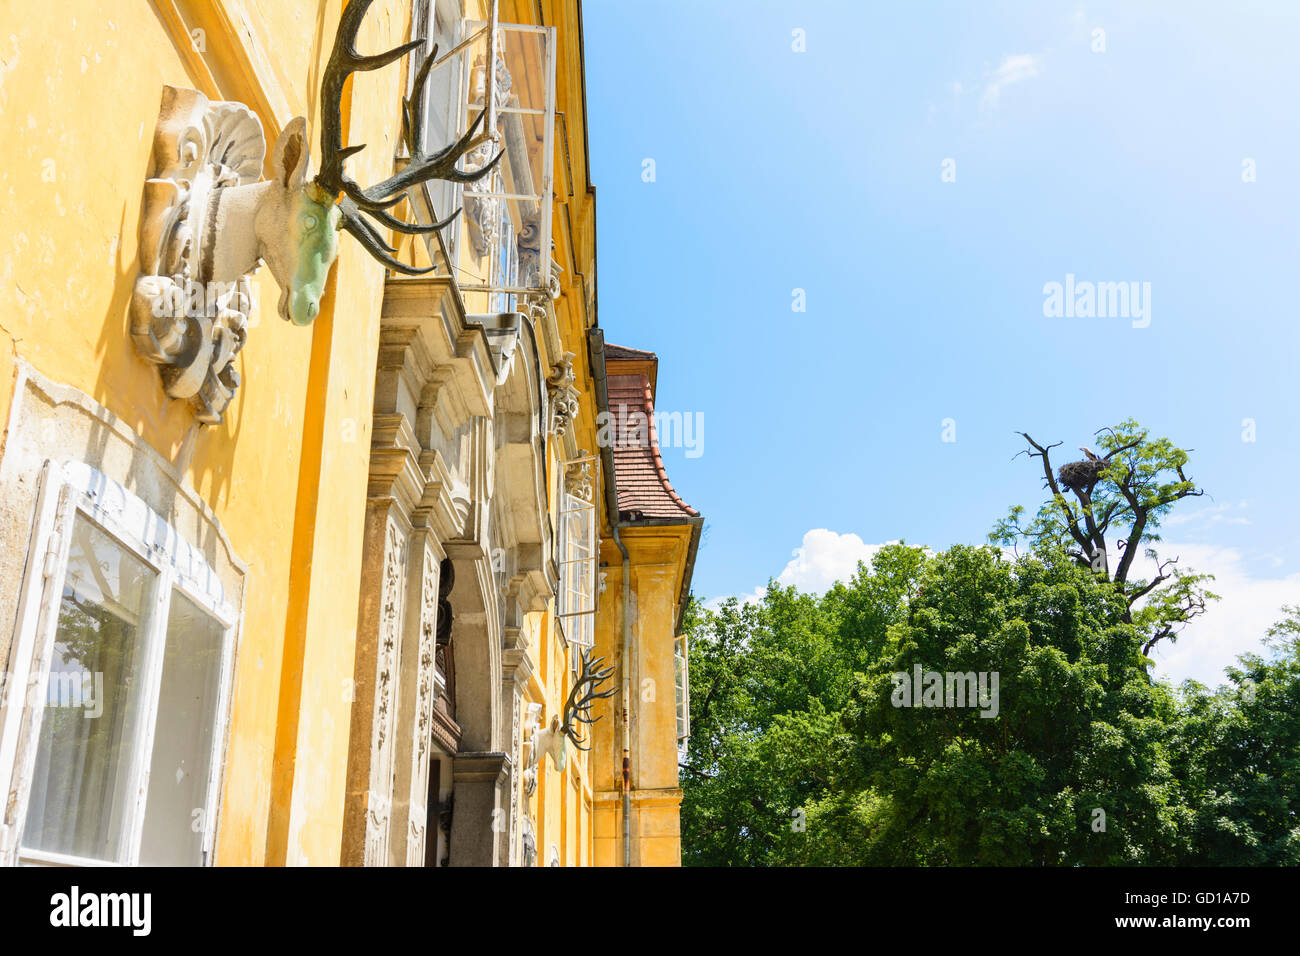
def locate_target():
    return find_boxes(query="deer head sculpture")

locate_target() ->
[562,649,617,752]
[132,1,500,423]
[530,650,615,775]
[221,0,500,325]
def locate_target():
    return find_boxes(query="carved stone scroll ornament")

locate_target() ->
[520,702,544,797]
[416,554,439,762]
[366,522,407,866]
[520,815,538,868]
[508,692,521,863]
[519,231,563,305]
[565,456,594,502]
[130,0,500,425]
[130,87,263,424]
[547,351,581,439]
[522,255,562,330]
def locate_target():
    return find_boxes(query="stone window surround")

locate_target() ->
[0,361,246,867]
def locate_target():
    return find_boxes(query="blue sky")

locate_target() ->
[583,0,1300,687]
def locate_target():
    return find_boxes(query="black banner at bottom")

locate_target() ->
[0,864,1283,941]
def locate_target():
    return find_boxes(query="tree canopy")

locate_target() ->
[682,423,1298,866]
[991,419,1218,654]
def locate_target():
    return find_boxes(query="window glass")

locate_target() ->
[558,489,596,648]
[138,591,226,866]
[675,636,690,749]
[415,0,465,260]
[21,515,156,862]
[458,22,555,300]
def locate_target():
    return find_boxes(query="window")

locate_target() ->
[409,0,467,262]
[0,462,236,867]
[457,19,556,301]
[401,11,556,305]
[675,635,690,753]
[557,458,597,652]
[490,202,519,313]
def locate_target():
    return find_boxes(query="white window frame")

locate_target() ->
[556,458,598,655]
[457,18,557,298]
[675,635,690,753]
[409,0,469,264]
[0,461,239,867]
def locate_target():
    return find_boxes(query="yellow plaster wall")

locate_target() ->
[528,606,593,866]
[0,0,413,866]
[263,0,413,866]
[2,0,618,868]
[591,528,691,866]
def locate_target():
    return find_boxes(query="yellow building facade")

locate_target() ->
[0,0,697,866]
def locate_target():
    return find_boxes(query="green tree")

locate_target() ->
[992,420,1218,654]
[1171,607,1300,864]
[679,545,927,866]
[846,545,1189,865]
[681,421,1297,866]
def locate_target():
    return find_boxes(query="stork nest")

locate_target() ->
[1058,458,1105,494]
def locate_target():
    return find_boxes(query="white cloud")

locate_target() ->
[703,585,766,613]
[980,54,1042,110]
[775,529,894,594]
[1131,543,1300,688]
[1162,501,1251,528]
[704,530,896,611]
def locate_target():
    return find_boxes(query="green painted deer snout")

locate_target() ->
[286,187,341,326]
[254,0,505,329]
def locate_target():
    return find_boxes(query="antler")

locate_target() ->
[313,0,503,274]
[561,649,616,751]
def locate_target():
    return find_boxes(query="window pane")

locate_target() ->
[459,22,555,298]
[416,0,464,261]
[22,515,156,862]
[138,591,225,866]
[557,486,596,647]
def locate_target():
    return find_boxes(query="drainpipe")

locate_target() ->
[614,525,631,866]
[620,530,632,866]
[589,329,633,866]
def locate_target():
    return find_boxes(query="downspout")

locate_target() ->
[589,328,633,866]
[617,518,631,868]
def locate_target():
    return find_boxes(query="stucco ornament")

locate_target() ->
[520,815,538,868]
[547,352,581,438]
[520,703,544,796]
[130,86,267,424]
[131,0,499,423]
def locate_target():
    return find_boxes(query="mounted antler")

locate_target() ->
[561,649,616,751]
[310,0,503,274]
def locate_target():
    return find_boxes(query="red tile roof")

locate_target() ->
[607,372,699,521]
